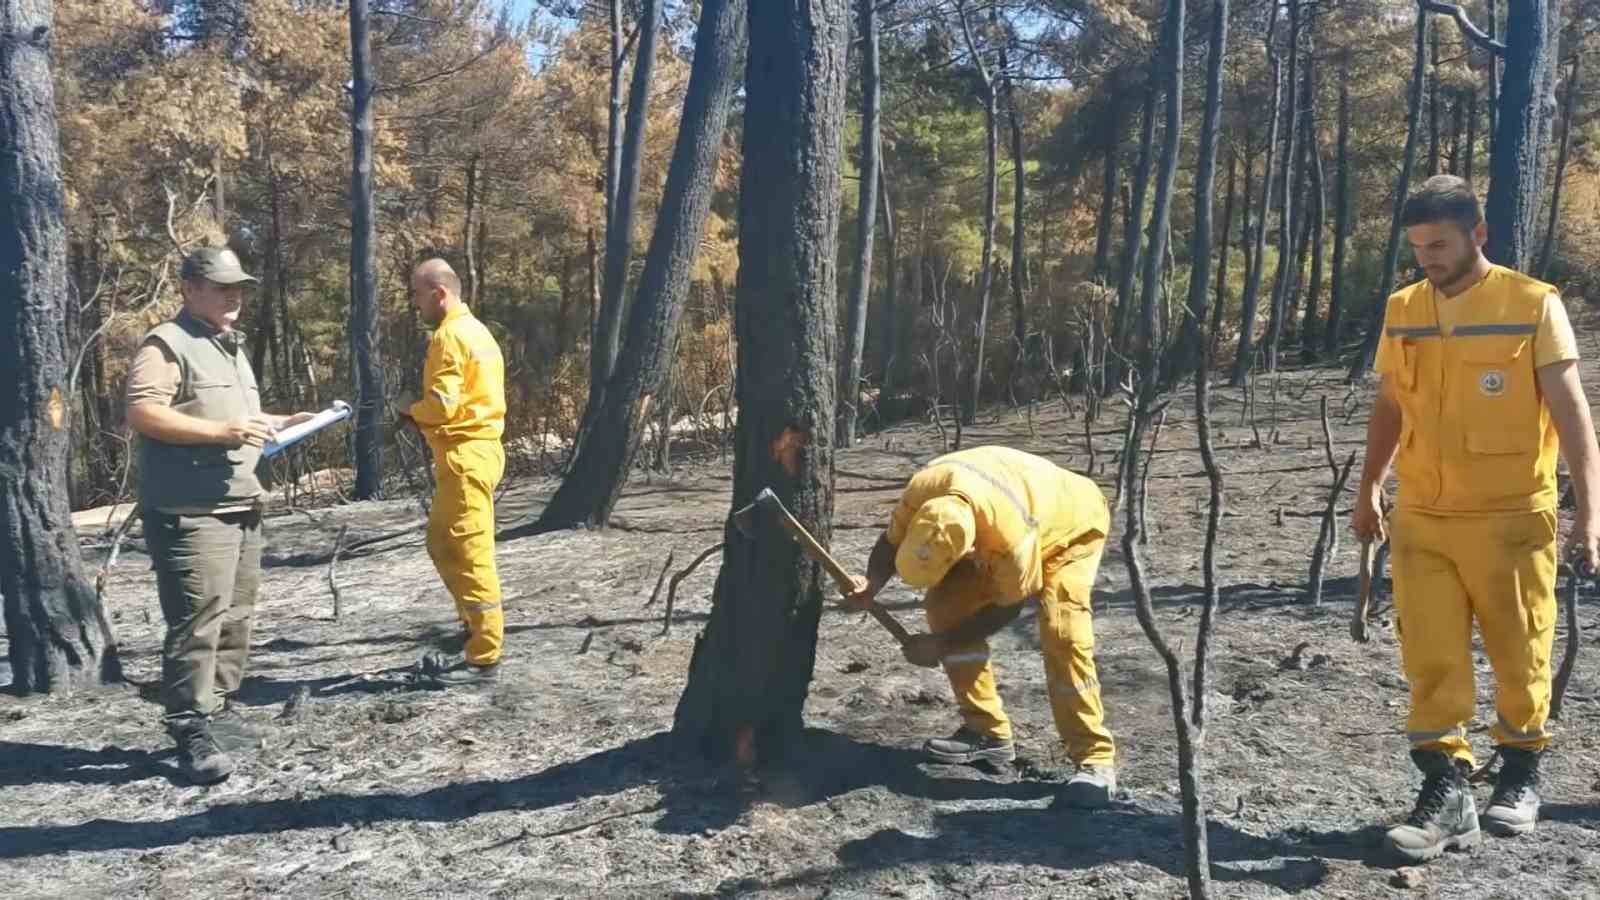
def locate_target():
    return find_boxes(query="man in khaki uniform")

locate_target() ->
[1354,176,1600,862]
[126,247,313,784]
[844,445,1118,808]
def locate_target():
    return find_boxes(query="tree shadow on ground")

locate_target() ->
[0,742,186,789]
[0,728,1054,862]
[713,805,1337,895]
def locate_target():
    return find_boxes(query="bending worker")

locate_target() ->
[1355,175,1600,863]
[399,258,508,686]
[843,445,1117,808]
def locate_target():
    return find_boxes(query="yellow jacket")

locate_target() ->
[1377,266,1563,514]
[408,305,506,449]
[888,446,1108,604]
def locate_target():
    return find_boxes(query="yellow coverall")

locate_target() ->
[1375,265,1578,765]
[887,446,1115,767]
[409,304,508,667]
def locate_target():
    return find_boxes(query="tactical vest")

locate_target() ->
[136,311,266,512]
[1382,267,1561,515]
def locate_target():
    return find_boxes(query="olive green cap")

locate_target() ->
[180,247,258,285]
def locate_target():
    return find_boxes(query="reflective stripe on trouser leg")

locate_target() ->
[428,441,506,667]
[925,563,1011,741]
[1039,537,1114,767]
[1458,510,1558,753]
[1391,509,1477,765]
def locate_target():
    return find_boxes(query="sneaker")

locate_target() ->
[1483,747,1542,837]
[1384,750,1482,863]
[168,717,235,785]
[923,727,1015,765]
[210,703,266,752]
[1061,764,1117,809]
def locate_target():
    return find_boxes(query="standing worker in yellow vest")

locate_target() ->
[126,247,317,784]
[398,258,508,686]
[843,446,1118,808]
[1355,176,1600,862]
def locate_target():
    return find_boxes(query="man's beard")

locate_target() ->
[1426,253,1477,290]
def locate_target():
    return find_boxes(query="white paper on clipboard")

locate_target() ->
[262,400,352,458]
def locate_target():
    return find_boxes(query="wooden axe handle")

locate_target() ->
[1351,538,1375,643]
[764,497,912,647]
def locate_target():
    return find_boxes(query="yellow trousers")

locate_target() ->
[1391,508,1558,765]
[924,534,1115,766]
[427,439,506,666]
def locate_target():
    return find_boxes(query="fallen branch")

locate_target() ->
[1307,451,1358,605]
[663,543,724,634]
[1138,408,1168,546]
[644,552,676,607]
[1319,396,1337,477]
[1551,567,1585,719]
[328,525,350,620]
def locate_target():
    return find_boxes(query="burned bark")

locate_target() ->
[349,0,385,498]
[838,0,880,446]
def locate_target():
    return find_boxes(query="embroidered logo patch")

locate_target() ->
[1479,369,1506,396]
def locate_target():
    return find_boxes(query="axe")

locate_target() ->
[733,487,911,647]
[1350,537,1376,643]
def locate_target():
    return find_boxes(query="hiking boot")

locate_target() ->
[168,717,235,785]
[1384,750,1481,863]
[1483,747,1542,837]
[923,727,1015,765]
[421,652,500,687]
[210,703,266,752]
[1061,764,1117,809]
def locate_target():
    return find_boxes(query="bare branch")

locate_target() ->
[370,9,442,26]
[663,543,724,634]
[1421,1,1506,56]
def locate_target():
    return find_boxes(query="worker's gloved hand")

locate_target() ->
[901,633,943,669]
[840,574,882,611]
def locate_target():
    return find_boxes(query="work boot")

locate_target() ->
[1483,747,1542,837]
[1384,750,1481,863]
[168,717,235,785]
[1061,764,1117,809]
[210,702,267,752]
[923,727,1015,765]
[421,651,500,687]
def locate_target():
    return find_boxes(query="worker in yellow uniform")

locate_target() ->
[398,258,508,686]
[843,445,1117,808]
[1354,176,1600,863]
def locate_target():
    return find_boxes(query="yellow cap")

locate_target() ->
[895,496,976,588]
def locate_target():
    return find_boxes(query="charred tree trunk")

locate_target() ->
[956,0,997,425]
[1427,26,1441,175]
[605,0,625,232]
[1447,88,1463,173]
[1004,65,1027,367]
[253,157,282,394]
[591,0,663,402]
[877,157,899,407]
[1111,84,1156,384]
[1325,56,1351,357]
[1349,5,1429,382]
[1300,134,1327,360]
[1231,3,1281,387]
[349,0,385,498]
[1173,0,1229,382]
[672,0,848,767]
[1263,0,1301,373]
[1136,0,1182,387]
[2,0,122,693]
[1465,85,1477,182]
[838,0,879,446]
[1483,0,1552,269]
[1209,150,1237,366]
[463,154,481,306]
[528,0,746,534]
[1536,53,1577,280]
[1487,0,1499,155]
[1092,113,1120,283]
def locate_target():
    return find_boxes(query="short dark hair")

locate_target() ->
[1401,175,1482,232]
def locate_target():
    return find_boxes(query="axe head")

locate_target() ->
[731,487,782,538]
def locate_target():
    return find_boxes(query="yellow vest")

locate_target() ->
[1382,267,1560,515]
[890,446,1108,602]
